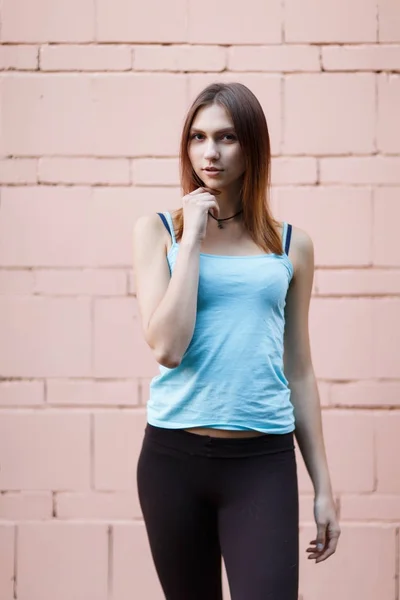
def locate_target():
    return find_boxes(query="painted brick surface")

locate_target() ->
[1,1,399,598]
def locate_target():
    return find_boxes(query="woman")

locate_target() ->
[133,82,340,600]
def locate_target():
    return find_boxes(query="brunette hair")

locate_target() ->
[172,81,283,254]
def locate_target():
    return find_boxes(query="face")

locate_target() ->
[188,103,246,190]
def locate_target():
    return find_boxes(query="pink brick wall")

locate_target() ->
[0,1,399,599]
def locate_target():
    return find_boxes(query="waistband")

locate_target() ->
[143,424,295,458]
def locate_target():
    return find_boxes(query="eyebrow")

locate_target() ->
[190,127,236,134]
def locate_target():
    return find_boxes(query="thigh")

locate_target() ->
[218,449,299,600]
[137,441,223,600]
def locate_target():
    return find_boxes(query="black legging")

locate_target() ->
[137,424,299,600]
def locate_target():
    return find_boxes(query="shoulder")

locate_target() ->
[286,224,314,278]
[133,212,162,235]
[132,212,170,256]
[133,212,170,241]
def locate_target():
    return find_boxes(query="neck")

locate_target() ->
[209,189,242,219]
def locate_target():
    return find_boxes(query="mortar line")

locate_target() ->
[13,524,18,599]
[395,528,399,600]
[107,525,114,600]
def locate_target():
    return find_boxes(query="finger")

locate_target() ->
[194,186,221,196]
[316,547,335,562]
[204,185,221,195]
[189,187,208,195]
[316,524,327,553]
[315,533,340,562]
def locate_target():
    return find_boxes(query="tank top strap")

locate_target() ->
[158,211,177,245]
[282,221,293,256]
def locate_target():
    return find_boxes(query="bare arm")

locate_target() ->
[284,226,340,562]
[132,213,201,368]
[284,228,332,496]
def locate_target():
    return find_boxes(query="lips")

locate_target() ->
[204,168,222,172]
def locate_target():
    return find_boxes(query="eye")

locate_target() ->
[190,133,237,142]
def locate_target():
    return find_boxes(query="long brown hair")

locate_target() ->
[173,81,283,255]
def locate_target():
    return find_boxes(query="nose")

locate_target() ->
[203,139,219,160]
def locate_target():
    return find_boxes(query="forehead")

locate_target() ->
[191,103,234,131]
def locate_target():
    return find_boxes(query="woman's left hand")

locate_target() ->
[307,494,341,563]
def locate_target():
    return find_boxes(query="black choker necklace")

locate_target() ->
[208,209,243,229]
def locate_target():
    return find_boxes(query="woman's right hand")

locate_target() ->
[181,187,221,243]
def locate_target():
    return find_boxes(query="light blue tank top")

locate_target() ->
[147,211,295,434]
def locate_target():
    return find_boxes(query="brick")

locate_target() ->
[38,158,131,185]
[284,74,375,154]
[47,379,139,407]
[0,187,91,267]
[40,44,132,71]
[222,562,230,599]
[298,495,316,522]
[0,296,91,377]
[228,45,320,72]
[0,158,37,184]
[375,413,400,493]
[373,187,400,267]
[127,270,135,295]
[0,74,186,156]
[269,187,279,214]
[139,378,153,405]
[134,45,226,72]
[296,411,374,494]
[299,524,396,600]
[56,491,140,519]
[0,186,181,269]
[309,299,374,380]
[379,0,400,42]
[271,157,317,185]
[0,525,14,600]
[188,0,282,44]
[0,45,38,69]
[0,75,93,155]
[0,270,35,294]
[1,0,95,42]
[189,73,282,153]
[285,0,377,42]
[94,298,158,378]
[17,523,108,600]
[377,74,400,154]
[322,45,400,71]
[90,186,181,267]
[97,0,186,43]
[296,449,313,496]
[322,411,375,493]
[112,523,164,600]
[89,74,187,155]
[341,495,400,521]
[132,158,179,186]
[0,412,90,490]
[317,381,331,407]
[275,187,373,267]
[331,382,400,407]
[0,492,52,519]
[320,157,400,185]
[34,269,127,296]
[315,269,400,296]
[373,299,400,379]
[0,380,44,406]
[94,409,146,491]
